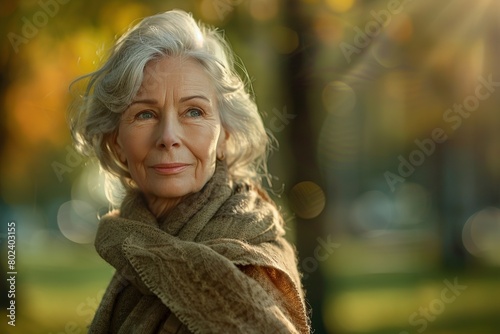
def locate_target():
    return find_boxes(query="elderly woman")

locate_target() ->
[70,9,309,334]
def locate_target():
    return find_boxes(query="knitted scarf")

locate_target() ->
[89,162,310,334]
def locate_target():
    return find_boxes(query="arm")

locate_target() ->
[121,227,309,334]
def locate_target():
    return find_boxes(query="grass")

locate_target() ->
[1,238,112,334]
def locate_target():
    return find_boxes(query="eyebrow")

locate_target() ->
[179,95,211,103]
[130,99,157,106]
[130,95,211,106]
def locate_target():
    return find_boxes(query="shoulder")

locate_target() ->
[220,182,282,225]
[196,181,285,243]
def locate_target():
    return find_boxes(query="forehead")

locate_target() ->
[136,56,214,98]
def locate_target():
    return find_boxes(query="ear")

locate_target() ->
[216,126,229,159]
[111,131,127,164]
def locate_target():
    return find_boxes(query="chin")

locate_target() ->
[148,181,197,200]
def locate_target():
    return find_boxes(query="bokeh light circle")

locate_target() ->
[57,200,99,244]
[350,191,393,230]
[462,207,500,259]
[289,181,326,219]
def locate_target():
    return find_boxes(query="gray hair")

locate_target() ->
[69,10,270,203]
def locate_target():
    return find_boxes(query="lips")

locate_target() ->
[151,163,191,175]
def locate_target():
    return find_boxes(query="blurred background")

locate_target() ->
[1,0,500,333]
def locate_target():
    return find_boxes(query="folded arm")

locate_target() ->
[119,225,308,334]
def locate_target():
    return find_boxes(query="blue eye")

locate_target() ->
[186,108,203,117]
[136,111,155,120]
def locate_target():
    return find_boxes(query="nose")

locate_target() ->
[156,115,181,150]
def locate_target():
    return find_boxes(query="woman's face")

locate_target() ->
[114,56,226,207]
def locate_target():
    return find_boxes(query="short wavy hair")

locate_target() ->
[69,10,270,203]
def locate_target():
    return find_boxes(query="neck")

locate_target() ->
[145,195,185,220]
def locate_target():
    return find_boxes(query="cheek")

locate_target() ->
[118,127,152,162]
[192,125,220,157]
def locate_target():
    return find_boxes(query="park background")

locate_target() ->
[1,0,500,333]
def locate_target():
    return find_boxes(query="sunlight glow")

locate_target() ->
[325,0,355,13]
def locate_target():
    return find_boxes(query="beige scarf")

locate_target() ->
[89,162,310,334]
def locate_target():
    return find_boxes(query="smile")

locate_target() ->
[151,163,191,175]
